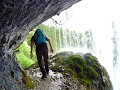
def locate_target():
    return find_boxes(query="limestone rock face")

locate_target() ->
[0,0,81,89]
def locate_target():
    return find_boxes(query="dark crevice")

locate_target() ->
[11,71,14,78]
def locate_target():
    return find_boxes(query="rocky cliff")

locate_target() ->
[0,0,81,89]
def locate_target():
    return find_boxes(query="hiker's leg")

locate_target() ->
[43,52,49,74]
[36,45,47,77]
[37,55,47,77]
[43,44,49,74]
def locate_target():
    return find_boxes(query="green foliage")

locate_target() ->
[16,36,37,69]
[16,53,35,69]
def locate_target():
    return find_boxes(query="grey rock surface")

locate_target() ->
[0,0,81,89]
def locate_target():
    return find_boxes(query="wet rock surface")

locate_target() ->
[26,68,86,90]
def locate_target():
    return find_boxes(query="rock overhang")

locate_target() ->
[0,0,82,89]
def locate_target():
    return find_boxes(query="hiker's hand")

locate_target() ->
[30,51,33,58]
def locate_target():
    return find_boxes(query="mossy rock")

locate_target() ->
[50,51,113,90]
[20,69,35,89]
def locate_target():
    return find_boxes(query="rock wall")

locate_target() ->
[0,0,81,89]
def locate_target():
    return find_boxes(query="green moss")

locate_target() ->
[67,55,86,67]
[20,69,35,89]
[84,65,98,79]
[51,63,63,72]
[66,68,78,79]
[85,53,100,67]
[79,78,91,89]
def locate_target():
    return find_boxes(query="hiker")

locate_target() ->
[30,29,53,79]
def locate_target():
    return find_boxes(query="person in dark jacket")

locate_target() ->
[30,29,53,79]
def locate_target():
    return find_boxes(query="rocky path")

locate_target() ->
[25,67,85,90]
[26,68,63,90]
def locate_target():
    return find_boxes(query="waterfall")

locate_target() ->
[43,0,120,89]
[44,21,94,53]
[111,21,120,90]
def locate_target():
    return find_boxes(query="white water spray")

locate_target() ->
[43,0,120,90]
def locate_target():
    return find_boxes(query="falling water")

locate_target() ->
[44,22,94,52]
[111,21,120,90]
[43,0,120,90]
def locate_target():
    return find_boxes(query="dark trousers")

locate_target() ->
[36,43,49,77]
